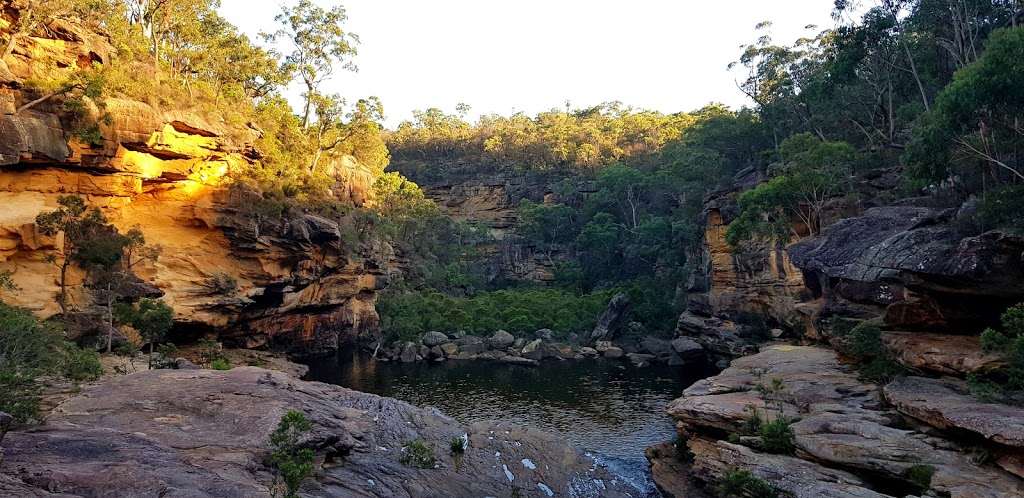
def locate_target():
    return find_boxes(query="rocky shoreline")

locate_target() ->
[0,366,637,498]
[372,327,711,370]
[647,345,1024,498]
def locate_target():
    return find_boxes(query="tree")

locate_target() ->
[269,410,316,498]
[905,26,1024,184]
[116,298,174,369]
[35,196,108,314]
[516,200,577,265]
[264,0,359,128]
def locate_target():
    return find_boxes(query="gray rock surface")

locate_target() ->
[488,330,515,349]
[521,339,543,360]
[422,331,449,347]
[0,368,632,497]
[589,293,630,343]
[662,346,1024,498]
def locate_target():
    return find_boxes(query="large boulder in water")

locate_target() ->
[400,342,418,363]
[488,330,515,349]
[521,339,543,360]
[422,331,449,347]
[589,293,630,344]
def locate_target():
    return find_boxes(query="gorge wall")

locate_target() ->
[0,14,386,354]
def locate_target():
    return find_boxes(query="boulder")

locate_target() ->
[579,347,598,357]
[429,345,444,360]
[595,340,613,353]
[461,343,487,355]
[521,339,543,360]
[422,331,449,347]
[603,347,625,359]
[400,342,418,363]
[512,337,526,349]
[0,411,12,442]
[488,330,515,349]
[535,328,554,341]
[589,293,630,343]
[543,345,573,359]
[676,311,754,358]
[501,356,539,366]
[640,338,672,356]
[440,343,459,357]
[671,337,706,361]
[418,345,430,359]
[626,353,655,367]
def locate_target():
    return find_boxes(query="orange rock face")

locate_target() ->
[0,22,384,353]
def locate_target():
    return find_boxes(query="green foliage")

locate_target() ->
[905,26,1024,185]
[388,103,691,174]
[399,440,436,469]
[61,343,103,382]
[449,436,465,472]
[973,303,1024,399]
[842,322,905,384]
[906,464,935,493]
[757,416,796,455]
[269,410,316,498]
[718,469,778,498]
[0,302,101,421]
[210,359,232,371]
[378,288,611,340]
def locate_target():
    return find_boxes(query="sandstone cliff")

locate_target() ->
[395,159,595,283]
[0,13,385,354]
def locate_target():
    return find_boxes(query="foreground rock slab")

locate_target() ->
[658,346,1024,498]
[0,367,631,498]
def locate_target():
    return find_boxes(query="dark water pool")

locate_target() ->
[303,351,712,495]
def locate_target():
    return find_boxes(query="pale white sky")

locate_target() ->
[218,0,838,128]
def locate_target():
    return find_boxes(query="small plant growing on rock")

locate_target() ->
[198,337,227,367]
[270,410,316,498]
[449,436,465,472]
[839,322,905,384]
[210,358,232,370]
[718,468,778,498]
[152,343,180,369]
[737,378,796,455]
[206,272,239,295]
[399,440,436,468]
[906,464,935,494]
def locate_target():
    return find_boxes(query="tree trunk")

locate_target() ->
[302,81,314,128]
[1,32,20,60]
[148,340,155,369]
[58,258,70,314]
[903,41,930,112]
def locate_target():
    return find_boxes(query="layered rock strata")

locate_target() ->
[652,346,1024,498]
[0,13,385,353]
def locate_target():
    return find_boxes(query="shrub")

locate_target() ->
[449,436,465,472]
[840,322,905,384]
[206,272,239,295]
[972,303,1024,401]
[61,343,103,381]
[269,410,316,498]
[757,416,796,455]
[673,435,694,463]
[152,343,180,369]
[399,440,436,469]
[718,469,778,498]
[0,302,63,421]
[210,359,232,371]
[906,464,935,493]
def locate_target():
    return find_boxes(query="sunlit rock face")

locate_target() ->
[0,16,384,354]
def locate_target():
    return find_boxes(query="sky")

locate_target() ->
[217,0,839,129]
